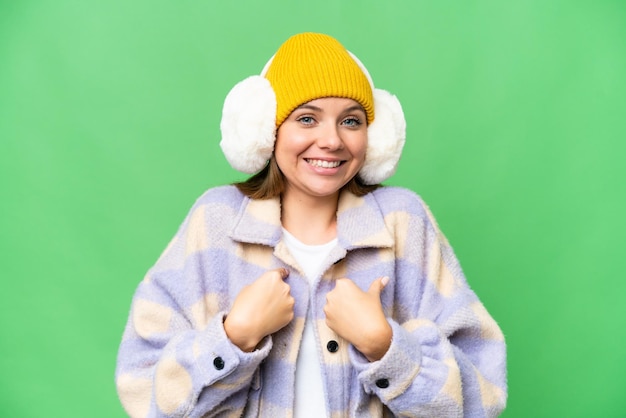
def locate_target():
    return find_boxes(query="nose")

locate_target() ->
[317,123,344,150]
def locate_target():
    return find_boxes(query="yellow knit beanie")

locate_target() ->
[264,32,375,127]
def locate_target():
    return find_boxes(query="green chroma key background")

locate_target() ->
[1,0,625,416]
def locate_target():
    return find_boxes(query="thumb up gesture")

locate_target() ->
[324,277,392,362]
[225,268,294,352]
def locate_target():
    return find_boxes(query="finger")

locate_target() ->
[380,276,390,288]
[276,268,290,279]
[368,276,390,296]
[333,277,349,288]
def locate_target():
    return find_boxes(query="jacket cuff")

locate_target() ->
[349,320,421,401]
[195,312,272,388]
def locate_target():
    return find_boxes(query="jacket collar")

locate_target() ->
[229,189,394,250]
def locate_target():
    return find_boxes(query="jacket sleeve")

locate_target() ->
[349,194,507,417]
[115,198,270,418]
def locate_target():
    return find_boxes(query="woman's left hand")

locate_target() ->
[324,277,392,362]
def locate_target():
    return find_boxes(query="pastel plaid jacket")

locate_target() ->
[116,185,507,417]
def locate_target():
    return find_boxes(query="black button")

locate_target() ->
[213,356,225,370]
[375,378,390,389]
[326,340,339,352]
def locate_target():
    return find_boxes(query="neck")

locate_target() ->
[281,189,339,245]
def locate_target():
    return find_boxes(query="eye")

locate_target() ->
[341,117,363,128]
[296,116,316,126]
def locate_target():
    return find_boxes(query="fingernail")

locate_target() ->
[381,276,390,287]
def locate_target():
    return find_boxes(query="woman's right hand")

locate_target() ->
[224,268,294,352]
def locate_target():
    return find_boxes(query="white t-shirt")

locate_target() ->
[282,228,337,418]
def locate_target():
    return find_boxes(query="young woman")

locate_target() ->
[116,32,507,417]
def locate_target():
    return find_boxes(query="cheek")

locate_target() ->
[351,134,368,160]
[359,140,368,158]
[275,132,310,159]
[274,138,301,174]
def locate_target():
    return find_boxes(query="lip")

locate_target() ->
[305,158,344,169]
[303,158,347,176]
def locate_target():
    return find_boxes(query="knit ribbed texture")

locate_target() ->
[265,33,375,126]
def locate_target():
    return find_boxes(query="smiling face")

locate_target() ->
[274,97,368,202]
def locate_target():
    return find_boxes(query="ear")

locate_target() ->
[359,88,406,184]
[219,75,277,173]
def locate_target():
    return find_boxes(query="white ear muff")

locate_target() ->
[219,75,277,173]
[360,89,406,184]
[348,51,406,184]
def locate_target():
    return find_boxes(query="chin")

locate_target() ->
[306,183,347,198]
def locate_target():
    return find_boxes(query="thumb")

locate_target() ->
[368,276,390,297]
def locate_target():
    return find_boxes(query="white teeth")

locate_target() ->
[307,159,341,168]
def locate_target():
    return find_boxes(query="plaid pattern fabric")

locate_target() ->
[116,186,507,417]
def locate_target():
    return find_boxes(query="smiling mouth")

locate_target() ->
[305,159,343,168]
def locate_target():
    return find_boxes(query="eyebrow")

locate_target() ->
[296,104,323,112]
[294,104,366,114]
